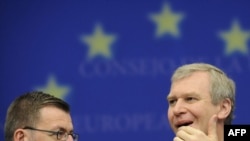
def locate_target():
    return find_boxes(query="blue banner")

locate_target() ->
[1,0,250,141]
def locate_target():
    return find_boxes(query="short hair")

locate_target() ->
[171,63,235,124]
[4,91,70,141]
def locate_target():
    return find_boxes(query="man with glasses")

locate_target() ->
[4,91,78,141]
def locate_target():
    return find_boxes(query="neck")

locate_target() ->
[217,122,224,141]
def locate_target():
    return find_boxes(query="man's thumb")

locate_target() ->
[208,115,218,139]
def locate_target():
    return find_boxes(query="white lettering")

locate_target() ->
[79,56,250,78]
[228,129,235,136]
[241,129,246,136]
[228,129,247,136]
[78,113,169,133]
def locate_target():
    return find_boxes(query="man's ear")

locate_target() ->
[217,98,232,120]
[13,129,26,141]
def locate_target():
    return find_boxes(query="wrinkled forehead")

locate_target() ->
[168,72,211,97]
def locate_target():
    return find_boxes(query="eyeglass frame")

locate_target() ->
[23,126,78,141]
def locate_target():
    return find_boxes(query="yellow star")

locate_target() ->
[82,24,117,59]
[219,20,250,55]
[150,3,184,38]
[35,75,71,99]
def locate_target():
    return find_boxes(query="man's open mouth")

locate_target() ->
[176,121,193,128]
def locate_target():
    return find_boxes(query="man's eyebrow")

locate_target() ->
[166,95,175,100]
[166,92,200,100]
[52,126,71,132]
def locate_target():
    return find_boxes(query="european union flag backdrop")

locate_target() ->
[1,0,250,141]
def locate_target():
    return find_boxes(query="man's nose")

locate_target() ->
[66,135,74,141]
[173,100,187,115]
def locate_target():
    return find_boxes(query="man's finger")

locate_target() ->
[173,136,184,141]
[176,128,191,139]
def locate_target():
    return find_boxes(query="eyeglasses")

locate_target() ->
[23,126,78,141]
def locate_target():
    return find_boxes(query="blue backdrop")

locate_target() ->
[1,0,250,141]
